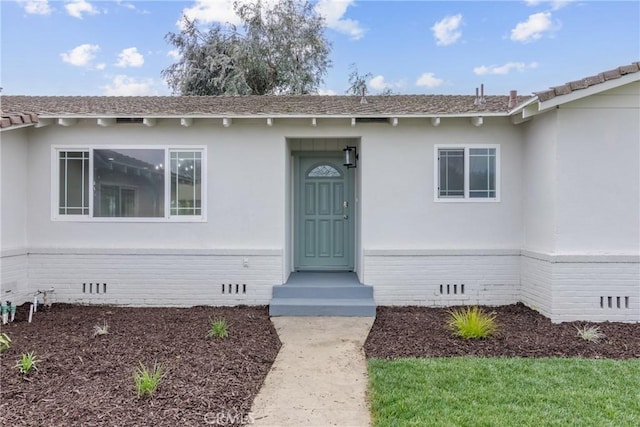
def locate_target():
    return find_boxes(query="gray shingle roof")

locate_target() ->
[0,112,38,129]
[1,62,637,124]
[534,62,640,102]
[0,94,527,118]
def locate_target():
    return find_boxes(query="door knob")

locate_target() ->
[343,214,349,220]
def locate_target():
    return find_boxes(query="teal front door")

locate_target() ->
[295,153,354,271]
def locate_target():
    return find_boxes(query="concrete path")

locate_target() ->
[250,317,375,427]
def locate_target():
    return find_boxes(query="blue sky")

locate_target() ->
[1,0,638,96]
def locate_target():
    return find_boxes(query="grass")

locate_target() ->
[368,357,640,427]
[15,352,40,375]
[133,362,165,398]
[207,318,229,339]
[448,306,497,339]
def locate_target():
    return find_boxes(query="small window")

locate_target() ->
[307,164,341,178]
[435,145,499,201]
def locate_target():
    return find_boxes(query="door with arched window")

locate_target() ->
[295,153,354,271]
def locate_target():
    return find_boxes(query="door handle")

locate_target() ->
[343,214,349,220]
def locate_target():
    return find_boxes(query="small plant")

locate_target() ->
[92,322,110,337]
[575,325,605,343]
[0,333,10,352]
[15,352,40,374]
[448,306,497,339]
[207,318,229,339]
[133,362,164,398]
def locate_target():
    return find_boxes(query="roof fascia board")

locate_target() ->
[36,112,510,120]
[537,73,640,112]
[0,123,35,132]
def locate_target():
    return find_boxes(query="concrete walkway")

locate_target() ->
[250,317,375,427]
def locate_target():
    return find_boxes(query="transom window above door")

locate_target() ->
[307,164,342,178]
[53,146,206,221]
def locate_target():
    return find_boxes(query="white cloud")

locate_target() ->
[368,75,405,92]
[65,0,99,19]
[473,61,539,75]
[416,72,444,88]
[180,0,241,27]
[315,0,364,40]
[317,88,337,95]
[60,44,100,67]
[431,14,463,46]
[103,75,157,96]
[116,47,144,68]
[525,0,573,11]
[167,49,181,61]
[510,12,555,42]
[115,0,150,14]
[96,63,106,70]
[18,0,52,15]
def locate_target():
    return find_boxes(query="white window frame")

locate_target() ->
[51,145,207,222]
[433,144,500,203]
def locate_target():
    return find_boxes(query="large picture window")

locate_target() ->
[435,145,500,202]
[53,147,205,221]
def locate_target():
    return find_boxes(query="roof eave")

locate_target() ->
[537,72,640,112]
[35,112,511,120]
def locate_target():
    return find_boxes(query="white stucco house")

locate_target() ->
[1,62,638,322]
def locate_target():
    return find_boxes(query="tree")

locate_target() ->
[345,63,371,95]
[163,0,331,96]
[346,64,395,96]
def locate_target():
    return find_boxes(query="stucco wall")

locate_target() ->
[519,82,640,322]
[359,117,523,251]
[1,128,30,303]
[1,128,29,251]
[555,82,640,254]
[26,120,287,254]
[521,110,558,254]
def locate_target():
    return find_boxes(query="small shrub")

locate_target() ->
[575,325,605,343]
[0,333,10,352]
[448,306,497,339]
[133,362,164,398]
[92,322,110,337]
[15,352,40,374]
[207,318,229,339]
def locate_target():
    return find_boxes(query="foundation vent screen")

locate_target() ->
[83,283,107,294]
[221,284,247,294]
[600,296,630,309]
[440,284,465,295]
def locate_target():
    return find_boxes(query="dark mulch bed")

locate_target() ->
[0,304,280,426]
[365,303,640,360]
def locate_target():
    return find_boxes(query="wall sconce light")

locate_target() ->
[343,146,358,169]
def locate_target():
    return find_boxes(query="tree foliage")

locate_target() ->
[163,0,331,96]
[345,63,372,95]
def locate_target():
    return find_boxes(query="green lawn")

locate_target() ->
[368,357,640,427]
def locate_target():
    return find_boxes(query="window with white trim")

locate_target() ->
[54,147,205,221]
[435,145,499,201]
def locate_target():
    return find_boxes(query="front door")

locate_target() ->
[295,153,354,271]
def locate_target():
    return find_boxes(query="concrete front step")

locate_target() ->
[272,284,373,299]
[269,298,376,317]
[269,272,377,317]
